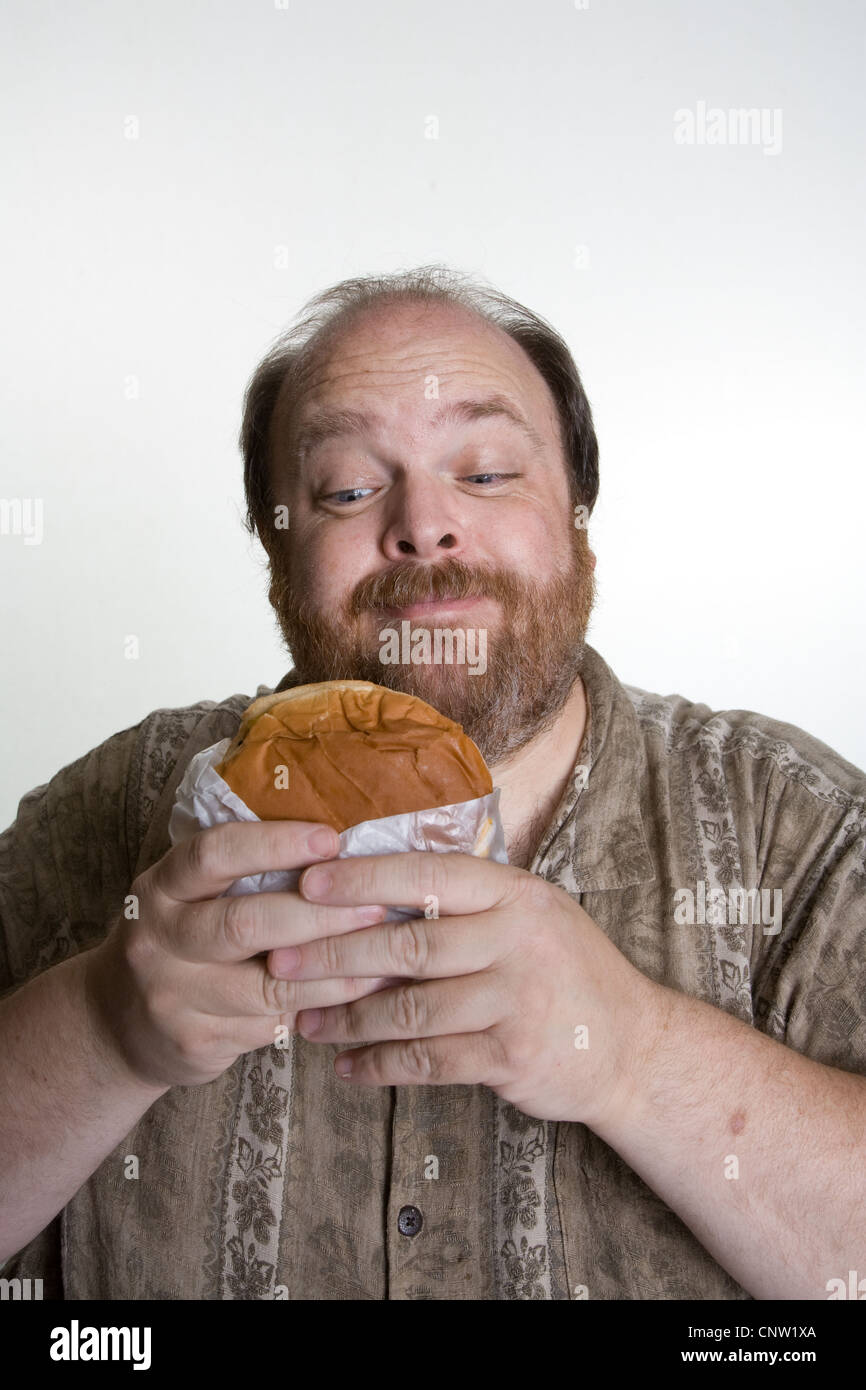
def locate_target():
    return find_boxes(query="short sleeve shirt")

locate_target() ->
[1,644,864,1299]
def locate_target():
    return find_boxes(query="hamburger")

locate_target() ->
[215,680,493,833]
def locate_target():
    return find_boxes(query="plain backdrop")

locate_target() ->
[1,0,864,830]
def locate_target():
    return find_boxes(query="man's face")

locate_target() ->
[264,301,596,766]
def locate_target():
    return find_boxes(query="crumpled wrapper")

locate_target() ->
[168,737,509,919]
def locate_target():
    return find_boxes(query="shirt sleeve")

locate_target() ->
[751,763,866,1077]
[0,721,146,999]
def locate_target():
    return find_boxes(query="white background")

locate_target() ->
[1,0,864,829]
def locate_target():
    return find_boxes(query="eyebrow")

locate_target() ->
[292,394,546,465]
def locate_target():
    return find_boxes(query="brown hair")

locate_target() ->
[239,263,599,544]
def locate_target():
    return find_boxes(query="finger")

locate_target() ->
[298,849,522,917]
[220,1012,312,1058]
[297,972,501,1047]
[194,960,396,1020]
[160,893,389,964]
[269,913,499,982]
[329,1031,504,1088]
[210,983,412,1066]
[151,820,342,904]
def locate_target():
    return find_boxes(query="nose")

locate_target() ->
[379,472,464,562]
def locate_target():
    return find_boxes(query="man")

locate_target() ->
[1,266,864,1300]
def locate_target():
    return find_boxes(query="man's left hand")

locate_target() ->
[268,851,663,1127]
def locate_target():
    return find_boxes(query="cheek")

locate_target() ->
[489,510,570,576]
[293,524,373,612]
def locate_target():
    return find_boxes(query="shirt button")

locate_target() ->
[398,1205,423,1237]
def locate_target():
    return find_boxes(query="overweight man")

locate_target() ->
[1,266,864,1300]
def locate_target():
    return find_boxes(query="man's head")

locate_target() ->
[240,266,599,766]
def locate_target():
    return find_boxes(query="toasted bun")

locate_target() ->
[214,680,492,832]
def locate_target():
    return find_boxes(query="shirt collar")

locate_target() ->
[530,644,656,892]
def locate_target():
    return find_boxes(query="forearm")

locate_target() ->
[0,950,169,1263]
[594,980,866,1300]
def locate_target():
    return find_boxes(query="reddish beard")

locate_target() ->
[266,527,595,766]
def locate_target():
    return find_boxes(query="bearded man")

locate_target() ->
[1,266,864,1301]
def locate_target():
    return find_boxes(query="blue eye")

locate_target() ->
[325,487,376,505]
[464,473,515,485]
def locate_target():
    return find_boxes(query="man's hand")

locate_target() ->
[84,822,394,1090]
[269,849,660,1127]
[271,848,866,1299]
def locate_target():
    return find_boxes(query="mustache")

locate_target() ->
[347,556,518,616]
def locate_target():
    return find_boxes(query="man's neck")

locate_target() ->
[488,675,589,870]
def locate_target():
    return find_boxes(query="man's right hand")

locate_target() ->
[83,821,392,1090]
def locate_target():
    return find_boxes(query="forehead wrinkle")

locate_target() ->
[292,393,546,470]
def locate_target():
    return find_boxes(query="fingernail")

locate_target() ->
[308,827,338,856]
[335,1055,353,1077]
[270,947,300,977]
[355,905,386,925]
[302,866,332,899]
[298,1008,323,1036]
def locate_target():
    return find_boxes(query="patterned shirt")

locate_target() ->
[1,643,864,1299]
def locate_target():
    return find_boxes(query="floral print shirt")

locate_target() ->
[1,644,864,1299]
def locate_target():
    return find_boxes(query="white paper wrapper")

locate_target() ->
[168,737,509,919]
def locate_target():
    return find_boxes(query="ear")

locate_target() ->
[588,548,597,571]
